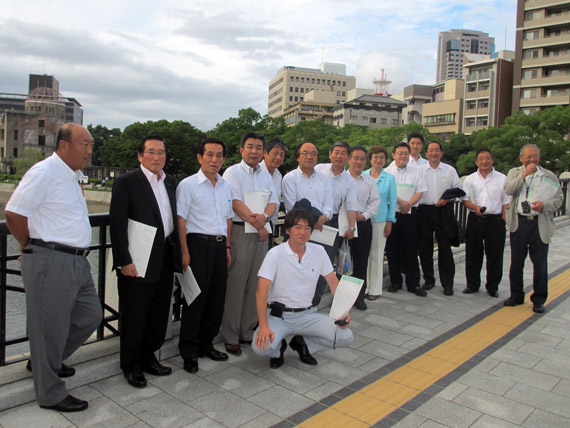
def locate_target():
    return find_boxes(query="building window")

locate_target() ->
[301,77,304,83]
[392,119,398,125]
[289,96,293,101]
[295,87,299,92]
[362,116,368,121]
[327,80,331,85]
[295,96,298,102]
[300,88,304,93]
[523,50,539,59]
[13,130,18,140]
[524,30,540,40]
[38,119,45,128]
[350,115,358,120]
[311,78,315,84]
[523,69,539,79]
[300,97,304,101]
[370,118,377,124]
[295,77,299,82]
[521,88,537,99]
[290,77,294,82]
[332,80,336,86]
[290,86,293,92]
[380,118,387,124]
[337,91,341,96]
[38,135,46,146]
[14,148,18,157]
[343,81,346,87]
[317,79,321,84]
[342,91,346,96]
[425,113,456,124]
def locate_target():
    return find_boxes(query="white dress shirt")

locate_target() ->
[419,162,461,205]
[388,156,427,168]
[351,172,381,220]
[384,163,427,212]
[462,168,510,215]
[315,163,357,214]
[516,166,547,216]
[177,169,234,236]
[222,160,279,223]
[282,167,334,218]
[260,160,282,226]
[6,153,91,247]
[140,165,174,238]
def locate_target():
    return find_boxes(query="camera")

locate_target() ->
[521,201,531,214]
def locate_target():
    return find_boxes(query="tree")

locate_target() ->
[87,124,121,166]
[14,148,44,175]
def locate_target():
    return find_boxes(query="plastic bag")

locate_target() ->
[336,240,353,276]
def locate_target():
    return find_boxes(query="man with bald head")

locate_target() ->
[5,123,103,412]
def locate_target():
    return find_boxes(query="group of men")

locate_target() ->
[5,123,563,412]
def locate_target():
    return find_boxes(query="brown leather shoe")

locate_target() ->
[225,343,242,356]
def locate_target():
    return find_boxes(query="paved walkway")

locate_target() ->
[1,222,569,428]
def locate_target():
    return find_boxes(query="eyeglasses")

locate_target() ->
[300,151,318,157]
[144,150,166,157]
[394,152,409,157]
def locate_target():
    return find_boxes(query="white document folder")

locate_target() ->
[127,219,157,278]
[310,224,338,246]
[244,190,272,234]
[329,275,364,320]
[338,206,358,238]
[176,269,201,306]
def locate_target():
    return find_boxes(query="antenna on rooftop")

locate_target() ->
[373,69,392,96]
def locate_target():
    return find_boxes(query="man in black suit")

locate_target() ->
[110,135,181,388]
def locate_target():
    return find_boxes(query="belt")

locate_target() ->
[188,233,225,242]
[29,239,90,257]
[267,304,312,312]
[233,221,245,226]
[518,214,538,221]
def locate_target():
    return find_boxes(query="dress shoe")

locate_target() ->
[387,284,400,293]
[422,283,435,291]
[366,295,379,301]
[443,288,454,296]
[462,287,478,294]
[408,287,427,297]
[533,302,545,313]
[289,336,318,365]
[354,300,367,311]
[225,343,242,356]
[270,339,287,369]
[124,371,147,388]
[200,349,228,361]
[26,360,76,378]
[183,358,199,374]
[40,394,88,412]
[504,297,524,307]
[487,290,499,298]
[142,362,172,376]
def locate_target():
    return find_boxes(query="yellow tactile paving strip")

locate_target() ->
[298,269,570,427]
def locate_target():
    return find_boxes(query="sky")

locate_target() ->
[0,0,516,132]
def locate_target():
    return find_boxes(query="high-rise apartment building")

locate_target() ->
[512,0,570,114]
[436,30,495,82]
[267,62,356,118]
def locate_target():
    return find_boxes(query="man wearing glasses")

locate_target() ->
[384,142,427,297]
[110,135,182,388]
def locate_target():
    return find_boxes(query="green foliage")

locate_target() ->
[87,124,121,166]
[14,148,44,175]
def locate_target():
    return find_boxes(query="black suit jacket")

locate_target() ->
[110,167,182,284]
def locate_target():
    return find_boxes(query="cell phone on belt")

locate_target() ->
[335,318,349,326]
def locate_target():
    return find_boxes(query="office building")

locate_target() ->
[423,79,464,141]
[332,95,406,129]
[436,29,495,82]
[267,63,356,117]
[512,0,570,114]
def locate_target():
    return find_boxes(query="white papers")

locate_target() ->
[534,177,560,203]
[127,219,157,278]
[310,224,338,246]
[396,183,415,214]
[329,275,364,320]
[244,190,272,234]
[175,269,201,306]
[338,206,358,238]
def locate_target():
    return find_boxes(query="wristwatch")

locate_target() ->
[349,226,356,231]
[265,215,271,223]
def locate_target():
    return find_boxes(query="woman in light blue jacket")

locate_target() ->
[363,145,397,299]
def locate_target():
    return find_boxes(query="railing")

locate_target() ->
[1,181,568,366]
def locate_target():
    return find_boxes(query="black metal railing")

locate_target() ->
[1,179,568,366]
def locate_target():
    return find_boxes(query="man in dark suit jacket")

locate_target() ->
[110,134,181,388]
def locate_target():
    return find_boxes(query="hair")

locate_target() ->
[55,124,73,150]
[240,131,266,148]
[368,145,388,160]
[138,134,166,154]
[407,132,424,144]
[330,141,351,155]
[199,137,226,157]
[426,141,443,151]
[295,141,318,158]
[284,208,316,231]
[349,145,368,158]
[266,137,288,155]
[520,143,540,156]
[475,148,493,159]
[393,142,411,153]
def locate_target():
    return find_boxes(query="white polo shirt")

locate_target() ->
[463,168,510,215]
[6,153,91,248]
[281,167,334,218]
[258,241,333,308]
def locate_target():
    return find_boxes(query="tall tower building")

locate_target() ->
[436,30,495,82]
[512,0,570,114]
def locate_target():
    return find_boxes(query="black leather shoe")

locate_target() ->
[40,394,88,412]
[462,288,478,294]
[533,302,545,313]
[124,371,147,388]
[26,360,76,378]
[504,297,524,307]
[354,300,367,311]
[270,339,287,369]
[289,336,318,365]
[422,283,435,290]
[387,285,400,293]
[200,349,229,361]
[443,289,454,296]
[183,358,199,374]
[487,290,499,298]
[409,287,427,297]
[142,362,172,376]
